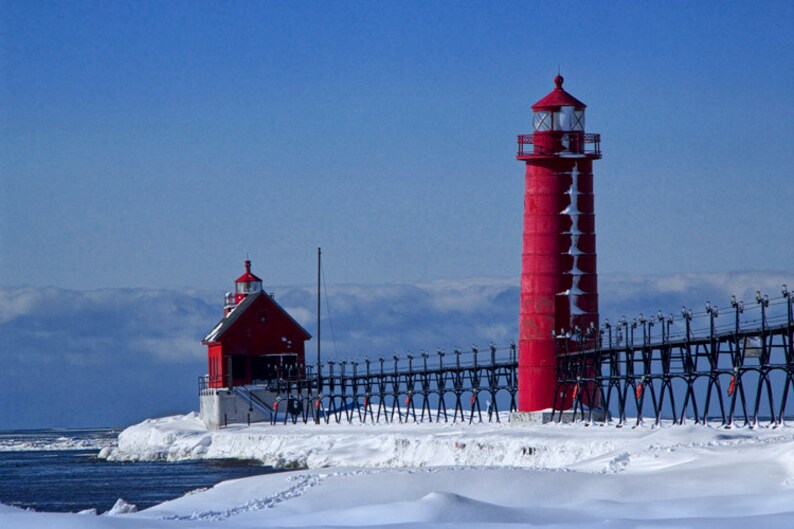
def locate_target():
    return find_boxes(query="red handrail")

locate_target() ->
[517,132,601,158]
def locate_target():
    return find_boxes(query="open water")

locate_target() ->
[0,428,285,513]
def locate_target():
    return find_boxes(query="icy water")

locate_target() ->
[0,428,286,513]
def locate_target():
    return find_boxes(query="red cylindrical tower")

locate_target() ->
[516,75,601,412]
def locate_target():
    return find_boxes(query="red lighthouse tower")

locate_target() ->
[516,75,601,412]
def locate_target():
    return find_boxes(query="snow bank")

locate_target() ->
[102,412,794,475]
[7,415,794,528]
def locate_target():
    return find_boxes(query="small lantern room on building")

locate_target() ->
[202,260,311,389]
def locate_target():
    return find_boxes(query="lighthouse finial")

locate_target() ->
[554,72,564,89]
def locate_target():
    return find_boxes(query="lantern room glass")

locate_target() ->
[553,106,575,131]
[572,110,585,131]
[236,280,263,295]
[534,108,584,132]
[533,111,551,131]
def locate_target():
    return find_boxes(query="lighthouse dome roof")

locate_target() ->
[531,74,587,111]
[235,259,262,283]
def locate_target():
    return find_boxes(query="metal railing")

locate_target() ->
[200,344,518,425]
[517,132,601,158]
[554,288,794,426]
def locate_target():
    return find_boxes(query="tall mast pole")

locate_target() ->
[316,247,322,401]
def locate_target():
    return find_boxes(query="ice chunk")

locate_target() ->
[104,499,138,515]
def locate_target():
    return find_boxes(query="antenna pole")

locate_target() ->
[316,247,322,417]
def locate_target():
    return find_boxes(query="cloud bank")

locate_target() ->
[1,271,789,429]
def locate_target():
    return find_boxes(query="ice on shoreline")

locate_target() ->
[0,430,118,452]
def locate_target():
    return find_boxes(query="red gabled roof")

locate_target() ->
[202,290,312,344]
[531,75,587,111]
[235,259,262,283]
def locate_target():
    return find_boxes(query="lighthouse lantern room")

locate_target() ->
[232,259,264,304]
[199,260,311,429]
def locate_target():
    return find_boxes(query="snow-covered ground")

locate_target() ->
[4,413,794,528]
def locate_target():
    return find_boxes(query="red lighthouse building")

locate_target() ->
[516,75,601,414]
[199,260,311,428]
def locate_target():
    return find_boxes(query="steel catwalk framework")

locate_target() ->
[198,287,794,427]
[200,344,519,426]
[555,288,794,426]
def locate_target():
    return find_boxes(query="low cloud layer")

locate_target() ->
[1,271,789,429]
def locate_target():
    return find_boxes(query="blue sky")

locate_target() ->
[0,2,792,429]
[2,1,792,291]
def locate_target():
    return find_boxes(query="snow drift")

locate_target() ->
[6,414,794,528]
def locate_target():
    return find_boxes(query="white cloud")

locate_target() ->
[0,270,790,429]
